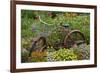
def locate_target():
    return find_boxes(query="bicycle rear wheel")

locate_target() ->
[29,36,47,57]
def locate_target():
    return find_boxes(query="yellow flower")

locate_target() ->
[51,46,53,48]
[47,46,49,48]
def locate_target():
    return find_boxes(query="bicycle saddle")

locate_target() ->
[62,24,69,28]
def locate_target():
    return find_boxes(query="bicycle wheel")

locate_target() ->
[64,30,86,48]
[29,36,47,57]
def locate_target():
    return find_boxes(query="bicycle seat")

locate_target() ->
[62,24,69,28]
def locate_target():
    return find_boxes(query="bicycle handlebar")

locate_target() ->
[38,16,52,25]
[37,16,70,37]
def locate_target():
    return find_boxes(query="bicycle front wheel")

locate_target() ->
[64,30,86,48]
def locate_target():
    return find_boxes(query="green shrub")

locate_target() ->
[21,49,29,63]
[71,44,90,60]
[50,48,77,61]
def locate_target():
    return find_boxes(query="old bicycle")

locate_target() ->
[29,16,86,57]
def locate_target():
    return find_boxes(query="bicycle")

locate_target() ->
[29,16,86,57]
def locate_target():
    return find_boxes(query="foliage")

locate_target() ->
[21,38,32,49]
[48,48,77,61]
[71,44,90,60]
[21,48,29,63]
[29,51,47,62]
[21,10,90,63]
[46,46,56,52]
[29,57,47,62]
[31,51,47,58]
[21,44,90,62]
[21,10,90,46]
